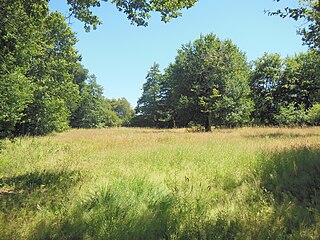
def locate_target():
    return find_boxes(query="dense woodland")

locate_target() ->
[0,0,319,138]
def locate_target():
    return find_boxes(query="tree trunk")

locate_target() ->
[205,112,212,132]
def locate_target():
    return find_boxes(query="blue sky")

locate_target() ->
[49,0,307,108]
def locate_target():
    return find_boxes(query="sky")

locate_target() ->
[49,0,307,108]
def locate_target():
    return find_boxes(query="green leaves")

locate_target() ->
[70,74,106,128]
[135,63,166,127]
[136,34,253,130]
[250,50,320,126]
[250,53,283,125]
[63,0,198,29]
[0,1,84,137]
[67,0,102,31]
[166,34,252,129]
[0,71,34,138]
[271,0,320,49]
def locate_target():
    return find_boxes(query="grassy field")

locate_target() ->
[1,127,320,239]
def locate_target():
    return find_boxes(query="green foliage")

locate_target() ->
[71,75,106,128]
[307,103,320,125]
[163,34,253,130]
[0,1,81,137]
[135,63,167,127]
[250,53,283,125]
[271,0,320,49]
[279,50,320,109]
[250,50,320,126]
[274,103,307,126]
[104,107,122,127]
[65,0,198,30]
[69,65,134,128]
[0,72,33,138]
[107,98,135,126]
[1,0,134,135]
[21,95,71,135]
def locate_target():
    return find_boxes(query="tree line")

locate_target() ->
[133,34,320,131]
[0,1,133,139]
[1,0,319,137]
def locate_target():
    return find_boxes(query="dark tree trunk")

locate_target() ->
[205,112,212,132]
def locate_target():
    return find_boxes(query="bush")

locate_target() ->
[186,121,205,132]
[307,103,320,125]
[274,104,307,126]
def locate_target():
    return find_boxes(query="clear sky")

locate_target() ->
[49,0,307,108]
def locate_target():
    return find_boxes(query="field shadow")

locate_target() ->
[246,132,320,139]
[30,184,180,240]
[8,147,320,239]
[29,182,247,239]
[0,170,82,212]
[253,146,320,238]
[259,147,320,203]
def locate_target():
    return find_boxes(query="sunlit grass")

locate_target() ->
[1,127,320,239]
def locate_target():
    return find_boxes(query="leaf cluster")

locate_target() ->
[270,0,320,49]
[64,0,197,30]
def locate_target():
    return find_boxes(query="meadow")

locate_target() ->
[0,127,320,239]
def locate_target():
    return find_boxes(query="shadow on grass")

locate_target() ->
[246,132,320,139]
[31,180,181,240]
[0,170,82,212]
[11,147,320,239]
[259,146,320,204]
[252,146,320,238]
[30,179,251,240]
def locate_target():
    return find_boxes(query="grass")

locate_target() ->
[0,127,320,239]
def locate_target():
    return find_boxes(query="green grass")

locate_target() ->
[1,127,320,239]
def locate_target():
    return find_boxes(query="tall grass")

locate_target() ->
[0,127,320,239]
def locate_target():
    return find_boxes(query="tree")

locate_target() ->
[1,0,198,32]
[271,0,320,49]
[107,98,134,126]
[250,50,320,126]
[164,34,253,131]
[250,53,283,125]
[0,1,81,137]
[279,50,320,109]
[274,103,307,126]
[63,0,198,31]
[135,63,166,127]
[0,0,45,137]
[15,11,80,135]
[0,72,33,138]
[307,103,320,125]
[70,0,197,29]
[70,75,107,128]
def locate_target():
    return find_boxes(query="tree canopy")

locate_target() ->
[65,0,198,31]
[134,34,254,131]
[135,35,320,130]
[271,0,320,49]
[0,1,134,138]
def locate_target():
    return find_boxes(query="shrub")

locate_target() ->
[274,103,307,126]
[186,121,205,132]
[307,103,320,125]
